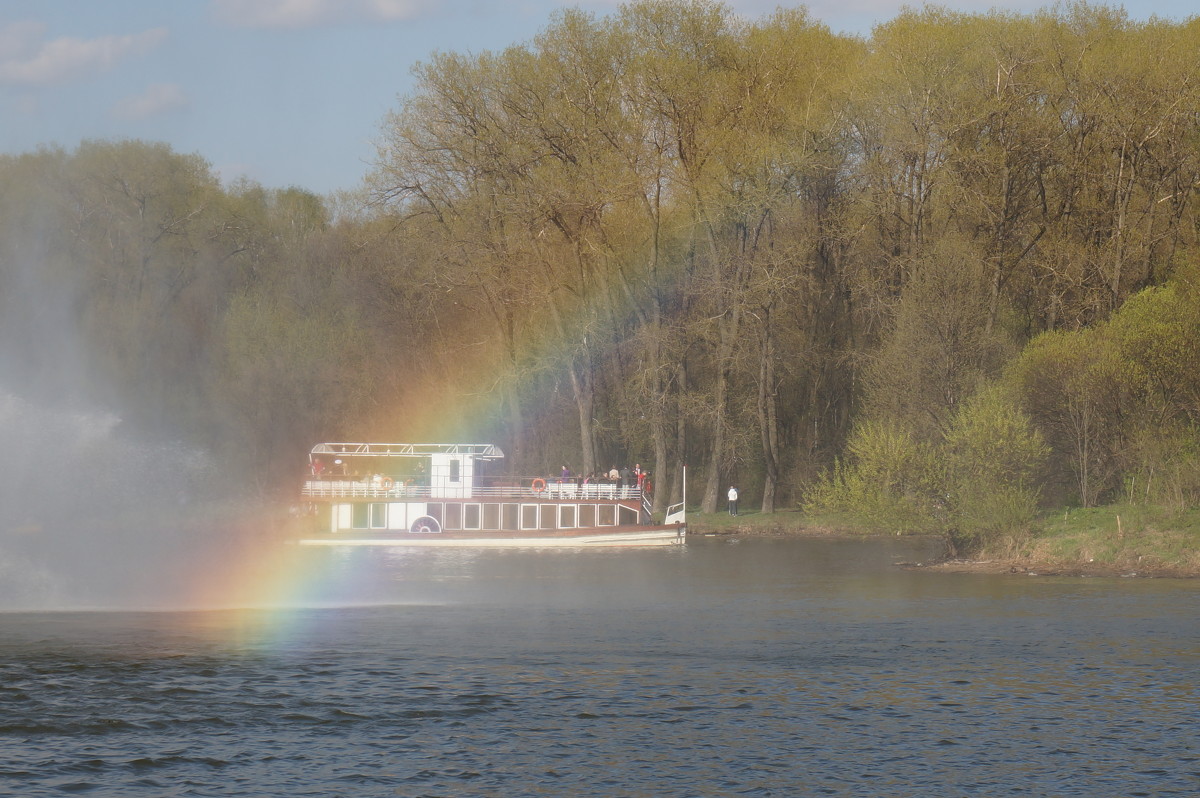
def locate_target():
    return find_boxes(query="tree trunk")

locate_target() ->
[701,360,729,514]
[757,313,779,513]
[671,358,688,507]
[568,361,597,477]
[506,383,525,474]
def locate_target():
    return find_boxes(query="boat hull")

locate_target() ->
[297,524,685,548]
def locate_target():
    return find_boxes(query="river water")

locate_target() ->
[2,536,1198,796]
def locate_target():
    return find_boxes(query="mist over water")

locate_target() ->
[0,387,221,609]
[0,246,230,609]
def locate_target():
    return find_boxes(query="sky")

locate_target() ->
[1,0,1196,195]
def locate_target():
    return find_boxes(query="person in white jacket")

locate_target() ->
[727,485,739,516]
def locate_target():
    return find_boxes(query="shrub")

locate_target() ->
[804,420,943,534]
[942,387,1048,553]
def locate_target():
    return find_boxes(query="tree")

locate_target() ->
[1006,326,1127,507]
[1107,276,1200,506]
[861,236,1011,439]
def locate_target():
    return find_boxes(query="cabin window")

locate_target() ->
[483,503,500,530]
[559,505,576,528]
[578,504,596,528]
[426,503,443,524]
[464,503,481,530]
[502,503,519,530]
[353,503,369,529]
[444,502,462,531]
[521,504,539,530]
[618,505,638,526]
[370,503,386,528]
[539,504,556,530]
[598,504,615,526]
[449,459,460,483]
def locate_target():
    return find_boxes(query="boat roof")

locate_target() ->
[309,443,504,460]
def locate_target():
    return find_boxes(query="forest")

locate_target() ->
[3,1,1200,552]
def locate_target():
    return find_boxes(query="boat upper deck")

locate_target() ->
[301,478,645,503]
[303,443,646,503]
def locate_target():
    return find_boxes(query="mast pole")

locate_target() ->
[683,464,687,522]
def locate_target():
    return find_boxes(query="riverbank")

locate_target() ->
[684,505,1200,578]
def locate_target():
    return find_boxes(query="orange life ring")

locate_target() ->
[531,478,547,494]
[381,477,393,488]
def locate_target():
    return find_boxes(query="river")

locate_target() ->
[2,536,1197,796]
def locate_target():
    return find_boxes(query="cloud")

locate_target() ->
[212,0,431,29]
[0,21,46,60]
[112,83,188,121]
[0,23,167,88]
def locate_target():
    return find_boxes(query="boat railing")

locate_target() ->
[301,478,644,502]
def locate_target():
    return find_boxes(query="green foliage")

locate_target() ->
[1108,279,1200,507]
[1005,326,1128,507]
[942,387,1047,552]
[862,237,1011,438]
[1109,281,1200,424]
[806,389,1047,551]
[1003,277,1200,511]
[803,421,942,534]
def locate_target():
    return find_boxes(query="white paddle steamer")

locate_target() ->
[298,443,685,547]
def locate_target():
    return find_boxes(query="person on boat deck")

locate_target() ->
[727,485,739,516]
[560,465,571,482]
[608,466,619,482]
[620,466,632,487]
[311,458,325,478]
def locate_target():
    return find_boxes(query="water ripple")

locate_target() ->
[3,539,1199,796]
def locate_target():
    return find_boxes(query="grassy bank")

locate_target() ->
[683,504,1200,577]
[684,508,904,539]
[1001,504,1200,577]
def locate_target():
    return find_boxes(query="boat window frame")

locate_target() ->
[444,502,462,531]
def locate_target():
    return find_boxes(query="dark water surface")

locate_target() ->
[3,536,1198,796]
